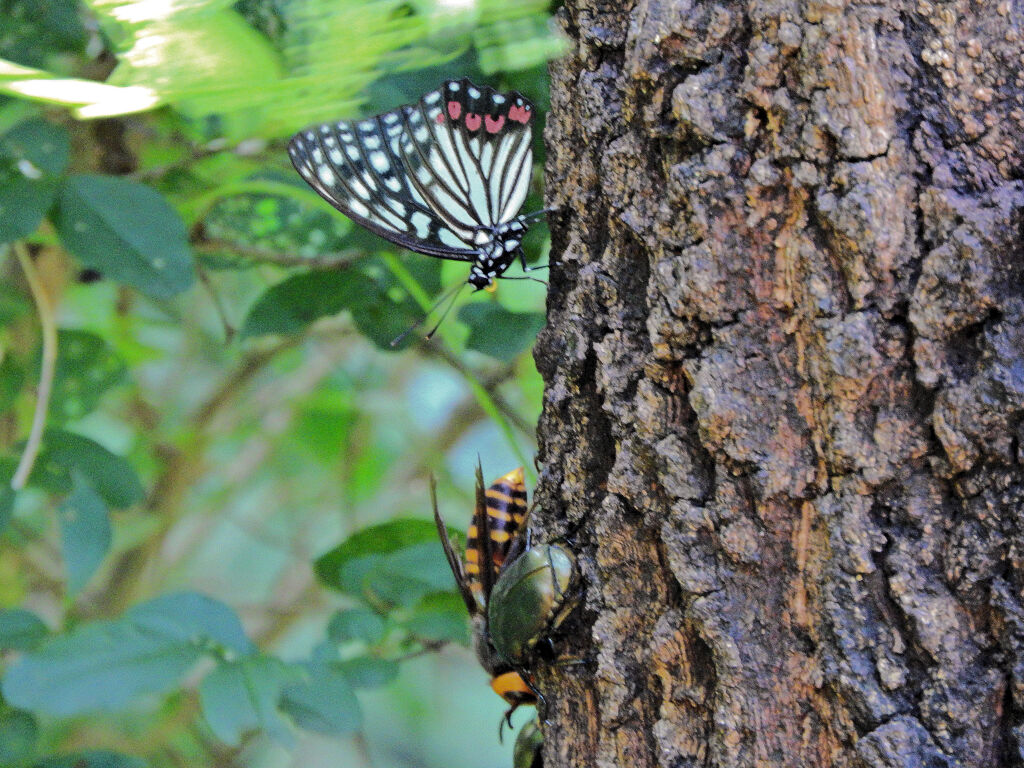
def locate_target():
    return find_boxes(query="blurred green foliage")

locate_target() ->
[0,0,561,766]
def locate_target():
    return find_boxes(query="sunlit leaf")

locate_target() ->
[55,175,194,299]
[58,472,111,595]
[199,655,299,746]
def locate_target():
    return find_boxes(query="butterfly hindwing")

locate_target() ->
[288,79,534,263]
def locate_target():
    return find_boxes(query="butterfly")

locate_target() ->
[288,79,544,291]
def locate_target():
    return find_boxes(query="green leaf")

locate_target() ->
[0,167,58,243]
[458,303,545,363]
[27,429,144,509]
[280,660,362,736]
[334,656,399,689]
[0,354,26,414]
[0,118,70,175]
[199,656,299,746]
[35,751,145,768]
[2,592,251,715]
[2,619,204,715]
[314,519,454,607]
[124,592,253,657]
[0,283,31,326]
[55,175,194,300]
[402,591,471,644]
[0,608,49,652]
[240,270,369,339]
[58,472,111,595]
[0,457,17,534]
[327,608,385,645]
[43,330,127,423]
[0,709,37,767]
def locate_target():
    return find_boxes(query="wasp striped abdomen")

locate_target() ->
[466,467,527,608]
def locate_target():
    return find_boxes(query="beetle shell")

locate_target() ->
[513,716,544,768]
[487,544,575,664]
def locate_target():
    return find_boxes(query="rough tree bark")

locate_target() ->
[533,1,1024,766]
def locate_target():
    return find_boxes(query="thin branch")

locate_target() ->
[11,243,57,490]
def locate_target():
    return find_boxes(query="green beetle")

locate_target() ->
[513,716,544,768]
[487,543,576,667]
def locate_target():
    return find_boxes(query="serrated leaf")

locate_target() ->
[35,751,146,768]
[334,656,399,689]
[199,656,299,746]
[314,519,452,607]
[27,429,144,509]
[59,472,111,595]
[327,608,385,645]
[0,708,37,766]
[0,609,49,652]
[55,175,194,299]
[2,592,251,715]
[458,303,545,363]
[403,591,471,644]
[280,660,361,735]
[43,330,127,423]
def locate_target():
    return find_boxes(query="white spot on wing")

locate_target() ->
[317,167,336,185]
[423,91,441,105]
[370,151,389,172]
[411,212,431,238]
[364,135,381,150]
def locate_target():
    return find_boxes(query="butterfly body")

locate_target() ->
[288,79,538,290]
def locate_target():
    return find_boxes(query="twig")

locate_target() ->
[11,243,57,490]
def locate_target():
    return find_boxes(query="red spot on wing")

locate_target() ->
[465,113,482,131]
[447,101,462,120]
[508,105,531,124]
[485,114,505,133]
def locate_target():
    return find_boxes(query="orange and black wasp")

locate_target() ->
[432,464,537,725]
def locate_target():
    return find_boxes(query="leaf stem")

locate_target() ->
[12,242,58,490]
[379,253,532,476]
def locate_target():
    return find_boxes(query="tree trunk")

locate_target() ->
[534,1,1024,766]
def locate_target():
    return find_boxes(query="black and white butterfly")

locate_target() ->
[288,79,542,291]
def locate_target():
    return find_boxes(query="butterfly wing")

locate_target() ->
[289,113,477,260]
[288,79,534,260]
[400,79,534,231]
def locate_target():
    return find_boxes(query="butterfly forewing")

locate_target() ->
[288,78,534,264]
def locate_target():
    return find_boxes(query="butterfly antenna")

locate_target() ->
[390,280,466,348]
[424,282,469,340]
